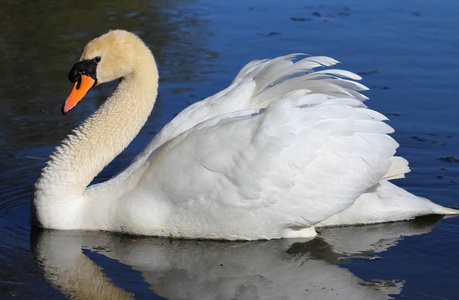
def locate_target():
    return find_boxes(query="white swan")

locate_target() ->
[32,30,458,240]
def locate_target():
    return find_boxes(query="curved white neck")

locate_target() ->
[35,54,158,204]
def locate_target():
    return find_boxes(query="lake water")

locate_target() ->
[1,0,458,299]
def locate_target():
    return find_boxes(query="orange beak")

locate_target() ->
[62,73,95,114]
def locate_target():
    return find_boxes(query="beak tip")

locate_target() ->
[61,103,72,115]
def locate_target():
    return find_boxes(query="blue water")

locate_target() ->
[1,0,458,299]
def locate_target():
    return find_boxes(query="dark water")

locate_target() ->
[1,0,458,299]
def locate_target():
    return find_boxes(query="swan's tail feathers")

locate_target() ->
[317,181,459,227]
[237,54,369,108]
[382,156,411,181]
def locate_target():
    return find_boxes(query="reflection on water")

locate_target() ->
[31,217,441,300]
[317,215,445,255]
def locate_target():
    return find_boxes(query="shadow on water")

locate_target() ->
[29,216,442,300]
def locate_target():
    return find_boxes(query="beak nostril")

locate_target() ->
[76,74,82,90]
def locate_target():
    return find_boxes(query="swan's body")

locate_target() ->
[33,30,458,240]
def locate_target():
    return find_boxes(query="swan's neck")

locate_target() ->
[34,55,158,222]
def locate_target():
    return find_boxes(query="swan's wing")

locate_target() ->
[144,55,368,153]
[141,92,397,232]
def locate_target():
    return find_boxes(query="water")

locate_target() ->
[1,0,458,299]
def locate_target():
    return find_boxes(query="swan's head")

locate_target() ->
[62,30,151,114]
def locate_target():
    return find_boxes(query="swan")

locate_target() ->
[32,30,458,240]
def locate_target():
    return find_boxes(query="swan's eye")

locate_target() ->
[94,56,101,63]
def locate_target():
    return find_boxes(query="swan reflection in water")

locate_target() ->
[31,215,444,300]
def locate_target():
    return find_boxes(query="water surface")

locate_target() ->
[1,0,458,299]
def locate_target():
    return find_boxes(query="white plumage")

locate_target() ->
[33,30,458,240]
